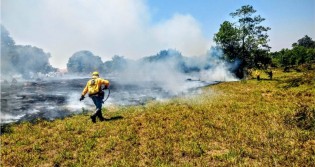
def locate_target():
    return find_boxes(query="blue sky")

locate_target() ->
[148,0,315,49]
[1,0,314,68]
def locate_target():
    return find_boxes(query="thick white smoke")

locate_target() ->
[109,48,238,95]
[1,0,209,69]
[117,60,187,95]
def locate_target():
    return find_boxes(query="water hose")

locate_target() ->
[102,88,110,103]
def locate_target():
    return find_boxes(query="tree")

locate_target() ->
[292,35,315,48]
[213,21,240,61]
[214,5,271,78]
[14,45,56,77]
[1,25,56,78]
[103,55,129,73]
[67,50,104,74]
[270,35,315,69]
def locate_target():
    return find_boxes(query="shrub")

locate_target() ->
[286,104,315,131]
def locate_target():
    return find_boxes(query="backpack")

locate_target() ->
[88,79,100,95]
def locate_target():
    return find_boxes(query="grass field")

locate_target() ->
[1,68,315,166]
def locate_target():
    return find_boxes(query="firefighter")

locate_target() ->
[255,70,261,81]
[267,70,273,80]
[80,71,110,123]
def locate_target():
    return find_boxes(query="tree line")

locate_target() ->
[214,5,315,78]
[270,35,315,70]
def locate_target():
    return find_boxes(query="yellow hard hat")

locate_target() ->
[92,71,99,76]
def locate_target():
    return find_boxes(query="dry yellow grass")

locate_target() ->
[1,68,315,166]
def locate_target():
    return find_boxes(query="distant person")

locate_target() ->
[267,70,273,80]
[80,71,110,123]
[255,70,261,81]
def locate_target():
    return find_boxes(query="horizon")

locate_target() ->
[1,0,315,69]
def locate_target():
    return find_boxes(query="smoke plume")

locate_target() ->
[1,25,56,79]
[67,48,238,95]
[1,0,209,69]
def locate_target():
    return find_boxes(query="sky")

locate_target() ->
[1,0,315,69]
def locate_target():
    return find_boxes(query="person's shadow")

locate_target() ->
[105,116,123,121]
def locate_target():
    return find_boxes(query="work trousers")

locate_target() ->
[90,95,104,119]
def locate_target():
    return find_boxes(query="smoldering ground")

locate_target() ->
[0,76,214,124]
[1,48,238,124]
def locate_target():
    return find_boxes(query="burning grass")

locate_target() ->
[1,68,315,166]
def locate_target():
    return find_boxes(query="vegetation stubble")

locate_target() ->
[1,69,315,166]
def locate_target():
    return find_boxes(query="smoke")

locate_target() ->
[64,47,238,98]
[1,0,209,69]
[1,25,56,79]
[66,91,94,111]
[199,64,238,82]
[94,48,238,95]
[1,47,238,124]
[65,48,238,96]
[117,57,187,95]
[1,1,240,124]
[198,47,239,82]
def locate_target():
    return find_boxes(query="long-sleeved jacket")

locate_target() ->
[82,77,110,96]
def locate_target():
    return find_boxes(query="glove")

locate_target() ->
[79,95,85,101]
[104,85,109,90]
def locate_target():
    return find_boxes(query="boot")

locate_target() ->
[90,115,96,123]
[91,109,100,123]
[98,112,105,121]
[96,109,105,121]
